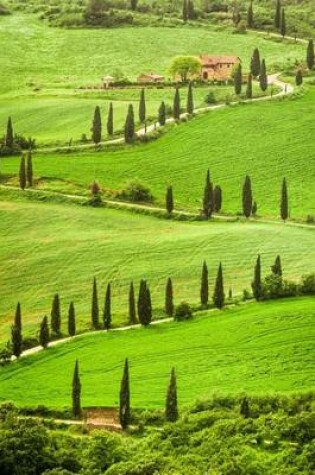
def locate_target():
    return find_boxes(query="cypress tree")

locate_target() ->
[158,101,166,126]
[166,186,174,214]
[295,69,303,86]
[202,169,213,219]
[246,73,253,99]
[234,63,242,96]
[92,106,102,145]
[19,155,26,191]
[103,283,111,330]
[144,284,152,326]
[306,39,314,70]
[72,360,82,418]
[128,282,137,325]
[240,397,250,418]
[165,277,174,317]
[173,87,181,120]
[39,316,50,349]
[200,261,209,308]
[280,8,286,38]
[187,0,195,20]
[250,48,260,77]
[271,255,282,277]
[259,59,268,91]
[280,177,289,222]
[119,358,130,429]
[5,116,14,148]
[91,277,99,329]
[275,0,281,29]
[165,367,178,422]
[251,254,262,301]
[182,0,188,22]
[14,302,22,332]
[124,104,135,143]
[247,0,254,28]
[51,293,61,336]
[242,175,253,218]
[213,185,222,212]
[139,89,146,123]
[107,102,114,136]
[213,262,225,309]
[130,0,137,11]
[68,302,76,337]
[137,280,152,326]
[26,150,33,187]
[11,302,22,358]
[187,82,194,115]
[252,201,258,216]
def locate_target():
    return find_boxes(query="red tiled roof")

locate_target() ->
[200,55,240,66]
[138,73,165,79]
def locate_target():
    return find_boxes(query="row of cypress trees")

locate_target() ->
[252,254,283,301]
[18,151,33,190]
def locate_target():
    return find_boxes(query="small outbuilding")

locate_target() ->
[137,73,165,83]
[102,75,115,89]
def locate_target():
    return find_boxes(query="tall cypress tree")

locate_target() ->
[306,39,314,70]
[173,87,181,120]
[103,283,111,330]
[158,101,166,126]
[247,0,254,28]
[166,186,174,214]
[259,59,268,91]
[5,116,14,148]
[91,277,99,329]
[182,0,188,22]
[240,397,250,418]
[144,284,152,326]
[139,89,146,123]
[275,0,281,29]
[251,254,262,301]
[92,106,102,145]
[242,175,253,218]
[213,262,225,309]
[26,150,33,187]
[137,280,152,326]
[165,277,174,317]
[271,255,282,277]
[19,155,26,191]
[234,63,242,96]
[119,358,130,429]
[187,82,194,115]
[280,8,286,38]
[250,48,261,77]
[280,177,289,222]
[51,293,61,336]
[130,0,137,11]
[14,302,22,332]
[107,102,114,136]
[68,302,76,337]
[165,367,178,422]
[39,316,50,349]
[72,360,82,418]
[246,73,253,99]
[200,261,209,308]
[11,302,22,358]
[129,282,137,325]
[213,185,222,212]
[202,169,213,219]
[124,104,135,143]
[295,69,303,86]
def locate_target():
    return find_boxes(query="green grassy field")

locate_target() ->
[0,297,314,408]
[0,194,313,344]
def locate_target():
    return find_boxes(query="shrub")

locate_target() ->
[300,274,315,295]
[22,336,39,351]
[306,215,315,224]
[119,180,153,202]
[175,302,193,321]
[205,92,216,104]
[261,274,298,300]
[0,347,12,366]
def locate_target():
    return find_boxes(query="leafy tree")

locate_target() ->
[91,277,99,329]
[169,56,201,82]
[246,73,253,99]
[137,280,152,326]
[11,303,22,358]
[187,82,194,114]
[250,48,260,77]
[26,150,33,187]
[271,255,282,277]
[173,87,181,120]
[103,283,111,330]
[19,155,26,190]
[182,0,188,22]
[92,106,102,145]
[139,88,146,123]
[165,277,174,317]
[107,102,114,136]
[247,0,254,28]
[234,63,242,95]
[130,0,137,10]
[275,0,281,29]
[280,8,286,38]
[72,360,82,418]
[240,397,250,418]
[165,367,178,422]
[213,262,225,309]
[213,185,222,212]
[166,185,174,214]
[242,175,253,218]
[259,59,268,91]
[306,39,314,70]
[39,316,50,349]
[124,104,135,143]
[251,254,262,301]
[158,101,166,126]
[68,301,76,337]
[128,282,137,325]
[280,177,289,222]
[5,116,13,148]
[202,169,213,219]
[119,358,130,429]
[295,69,303,86]
[200,261,209,308]
[51,293,61,336]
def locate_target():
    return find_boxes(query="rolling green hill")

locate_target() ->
[0,297,314,408]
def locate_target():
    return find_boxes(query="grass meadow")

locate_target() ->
[0,297,314,408]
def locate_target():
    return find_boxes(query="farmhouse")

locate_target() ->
[137,72,165,83]
[200,55,240,81]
